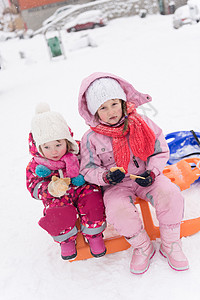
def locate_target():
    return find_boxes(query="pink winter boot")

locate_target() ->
[128,229,155,275]
[87,234,107,258]
[60,239,77,260]
[159,226,189,271]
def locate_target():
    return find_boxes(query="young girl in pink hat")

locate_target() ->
[26,103,106,260]
[78,72,189,274]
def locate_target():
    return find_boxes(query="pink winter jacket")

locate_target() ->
[78,72,169,187]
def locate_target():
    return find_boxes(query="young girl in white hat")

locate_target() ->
[26,103,106,260]
[78,72,189,274]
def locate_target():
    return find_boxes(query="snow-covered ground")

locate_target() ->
[0,13,200,300]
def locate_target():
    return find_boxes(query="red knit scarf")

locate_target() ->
[91,102,156,173]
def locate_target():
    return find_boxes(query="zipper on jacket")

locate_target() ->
[133,155,139,168]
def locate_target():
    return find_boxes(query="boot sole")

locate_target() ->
[130,248,155,275]
[90,248,107,258]
[159,247,189,271]
[61,250,77,261]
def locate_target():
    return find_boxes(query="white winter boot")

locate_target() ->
[160,226,189,271]
[128,229,155,275]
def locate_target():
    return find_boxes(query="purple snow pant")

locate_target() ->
[39,184,106,243]
[103,174,184,238]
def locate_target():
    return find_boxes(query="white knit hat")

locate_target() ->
[31,103,79,154]
[85,78,127,115]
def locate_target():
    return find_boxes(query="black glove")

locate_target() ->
[135,170,155,187]
[103,169,125,185]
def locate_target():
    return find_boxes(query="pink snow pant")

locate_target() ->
[39,184,106,243]
[103,174,184,238]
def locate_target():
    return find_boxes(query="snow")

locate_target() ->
[1,13,200,300]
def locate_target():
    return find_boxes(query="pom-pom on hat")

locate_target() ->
[31,103,79,154]
[85,77,127,115]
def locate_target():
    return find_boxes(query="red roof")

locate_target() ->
[18,0,66,10]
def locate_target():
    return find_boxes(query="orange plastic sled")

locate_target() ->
[70,158,200,262]
[70,220,130,262]
[163,157,200,191]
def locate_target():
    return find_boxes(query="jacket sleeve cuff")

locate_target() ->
[151,167,160,177]
[98,170,110,186]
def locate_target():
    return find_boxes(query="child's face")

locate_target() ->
[97,99,123,125]
[40,139,67,161]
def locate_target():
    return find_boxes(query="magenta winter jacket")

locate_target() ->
[78,72,170,187]
[26,133,80,207]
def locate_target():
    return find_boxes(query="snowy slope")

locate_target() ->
[0,14,200,300]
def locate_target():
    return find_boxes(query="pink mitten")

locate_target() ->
[38,205,77,236]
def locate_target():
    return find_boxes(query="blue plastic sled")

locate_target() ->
[165,130,200,165]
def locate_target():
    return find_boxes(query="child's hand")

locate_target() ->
[71,174,85,186]
[48,176,71,197]
[103,168,125,185]
[135,170,155,187]
[35,165,51,177]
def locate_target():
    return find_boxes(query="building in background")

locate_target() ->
[1,0,188,31]
[18,0,92,30]
[10,0,159,31]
